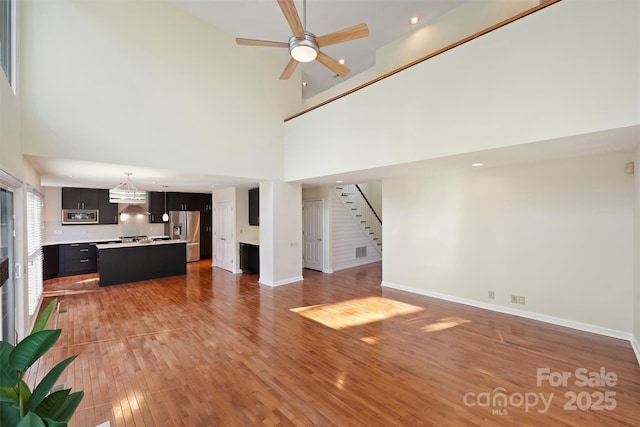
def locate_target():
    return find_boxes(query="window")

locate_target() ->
[27,187,43,316]
[0,0,12,83]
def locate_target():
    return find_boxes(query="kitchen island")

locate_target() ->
[96,240,186,286]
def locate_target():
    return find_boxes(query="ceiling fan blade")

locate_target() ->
[316,23,369,47]
[236,38,288,48]
[277,0,304,38]
[280,58,299,80]
[316,52,350,77]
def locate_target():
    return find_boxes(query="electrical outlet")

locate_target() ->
[518,296,526,305]
[488,291,495,299]
[511,295,518,304]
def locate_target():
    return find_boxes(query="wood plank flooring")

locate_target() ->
[28,261,640,426]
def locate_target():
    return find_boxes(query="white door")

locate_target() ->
[303,200,323,271]
[214,201,234,272]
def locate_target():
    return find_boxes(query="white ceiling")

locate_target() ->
[169,0,466,99]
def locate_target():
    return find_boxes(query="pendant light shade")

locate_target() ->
[162,185,169,222]
[110,172,146,204]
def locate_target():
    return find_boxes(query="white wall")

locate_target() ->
[259,181,302,286]
[358,181,382,220]
[634,146,640,352]
[20,0,299,181]
[382,152,635,333]
[284,0,640,181]
[376,0,537,76]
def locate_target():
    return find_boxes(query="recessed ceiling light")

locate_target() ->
[336,180,343,184]
[338,58,345,65]
[410,16,419,25]
[302,81,308,87]
[471,163,484,167]
[68,175,74,178]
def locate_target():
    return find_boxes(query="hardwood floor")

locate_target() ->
[29,261,640,426]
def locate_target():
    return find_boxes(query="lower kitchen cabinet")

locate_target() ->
[43,245,59,280]
[58,243,98,276]
[239,243,259,274]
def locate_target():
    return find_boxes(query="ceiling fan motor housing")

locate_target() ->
[289,32,318,62]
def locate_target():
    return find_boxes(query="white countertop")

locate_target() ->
[43,236,171,246]
[95,240,186,250]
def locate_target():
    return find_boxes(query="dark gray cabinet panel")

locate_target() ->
[248,188,259,226]
[98,189,118,224]
[62,187,99,210]
[239,243,259,274]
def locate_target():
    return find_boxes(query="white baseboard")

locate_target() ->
[322,268,334,274]
[233,268,242,275]
[259,275,304,287]
[381,281,638,365]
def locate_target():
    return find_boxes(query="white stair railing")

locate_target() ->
[334,184,382,254]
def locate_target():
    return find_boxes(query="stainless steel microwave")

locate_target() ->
[62,209,99,224]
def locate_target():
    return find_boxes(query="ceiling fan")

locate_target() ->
[235,0,369,80]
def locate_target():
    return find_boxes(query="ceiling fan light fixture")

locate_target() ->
[289,33,318,63]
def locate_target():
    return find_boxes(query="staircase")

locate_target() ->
[334,184,382,254]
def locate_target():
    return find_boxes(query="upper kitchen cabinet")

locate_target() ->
[167,192,212,212]
[62,187,99,209]
[97,189,118,224]
[148,191,168,223]
[248,188,259,226]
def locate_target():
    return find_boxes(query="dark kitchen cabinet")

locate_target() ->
[200,210,212,259]
[167,192,189,211]
[98,189,118,224]
[239,243,259,274]
[166,192,212,212]
[62,187,99,210]
[43,245,59,280]
[148,191,168,223]
[248,188,259,226]
[58,243,97,276]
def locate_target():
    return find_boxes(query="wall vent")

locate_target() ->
[355,246,367,258]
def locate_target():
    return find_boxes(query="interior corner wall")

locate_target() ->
[20,0,299,181]
[259,181,302,286]
[284,0,640,182]
[0,66,21,180]
[382,152,635,333]
[634,145,640,349]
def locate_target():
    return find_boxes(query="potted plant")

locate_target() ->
[0,299,84,426]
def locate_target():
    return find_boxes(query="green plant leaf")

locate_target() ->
[0,401,22,427]
[33,389,69,420]
[0,341,19,387]
[0,385,18,403]
[42,419,68,427]
[30,300,58,335]
[16,411,46,427]
[51,391,83,423]
[28,356,77,411]
[9,330,61,373]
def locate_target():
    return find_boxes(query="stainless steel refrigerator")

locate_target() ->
[170,211,200,262]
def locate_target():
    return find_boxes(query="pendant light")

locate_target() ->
[162,185,169,222]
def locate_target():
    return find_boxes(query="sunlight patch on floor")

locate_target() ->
[421,316,470,332]
[291,296,423,330]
